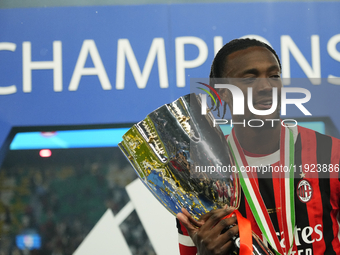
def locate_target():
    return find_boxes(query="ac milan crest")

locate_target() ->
[297,179,313,203]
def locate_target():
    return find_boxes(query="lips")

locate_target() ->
[254,99,273,110]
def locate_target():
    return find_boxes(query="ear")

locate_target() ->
[217,88,230,105]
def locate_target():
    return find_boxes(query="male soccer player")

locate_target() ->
[176,38,340,255]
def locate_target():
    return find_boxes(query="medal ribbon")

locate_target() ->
[222,210,253,255]
[227,125,295,255]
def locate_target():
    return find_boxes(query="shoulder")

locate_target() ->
[296,124,340,159]
[296,124,340,144]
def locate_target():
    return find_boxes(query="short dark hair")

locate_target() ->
[210,38,281,79]
[209,38,281,117]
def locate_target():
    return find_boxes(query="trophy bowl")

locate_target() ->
[118,93,274,255]
[118,93,239,219]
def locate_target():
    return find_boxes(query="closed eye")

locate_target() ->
[242,77,256,84]
[270,75,281,79]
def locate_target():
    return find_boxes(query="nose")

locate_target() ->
[256,78,273,93]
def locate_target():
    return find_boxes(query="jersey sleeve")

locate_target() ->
[176,218,197,255]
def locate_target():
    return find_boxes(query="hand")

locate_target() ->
[176,206,239,255]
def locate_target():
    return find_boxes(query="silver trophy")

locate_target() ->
[118,94,274,255]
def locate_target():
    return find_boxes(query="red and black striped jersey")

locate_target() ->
[176,125,340,255]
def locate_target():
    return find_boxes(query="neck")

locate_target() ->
[233,123,281,155]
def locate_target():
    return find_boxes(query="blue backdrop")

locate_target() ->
[1,2,340,165]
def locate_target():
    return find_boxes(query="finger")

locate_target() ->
[200,206,236,222]
[181,208,204,227]
[176,212,198,235]
[201,212,237,241]
[199,209,215,222]
[200,206,235,231]
[227,206,236,211]
[217,239,235,254]
[213,213,238,234]
[217,225,239,248]
[197,225,238,255]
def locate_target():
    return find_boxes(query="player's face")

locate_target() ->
[219,46,282,122]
